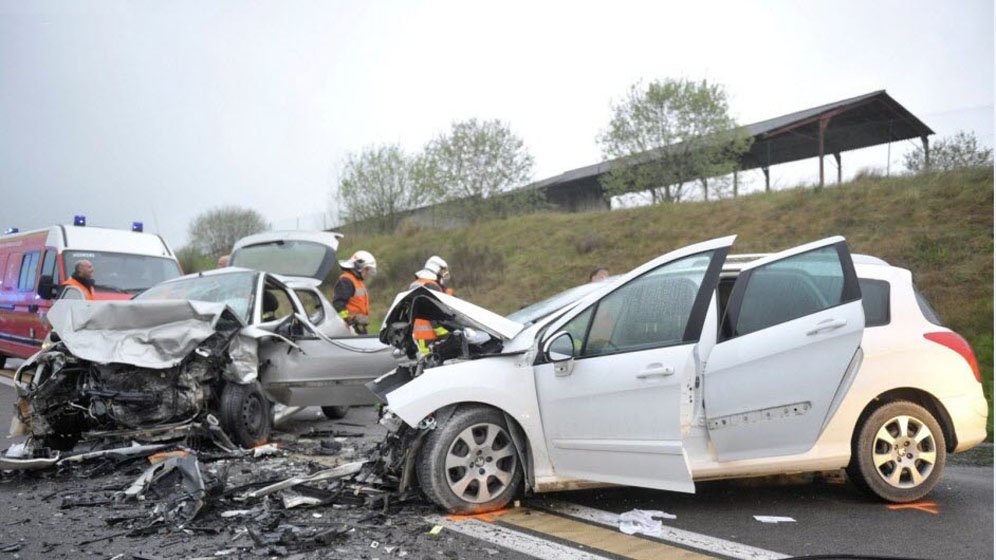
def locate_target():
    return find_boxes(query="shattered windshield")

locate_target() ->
[506,279,615,326]
[64,250,181,294]
[134,271,257,323]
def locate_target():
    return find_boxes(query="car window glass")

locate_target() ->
[913,285,944,326]
[559,306,594,356]
[17,251,39,291]
[261,284,295,323]
[735,246,845,336]
[859,279,890,327]
[135,271,256,323]
[295,289,325,325]
[581,252,713,357]
[40,250,57,281]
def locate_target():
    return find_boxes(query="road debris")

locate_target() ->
[617,509,678,537]
[753,515,796,524]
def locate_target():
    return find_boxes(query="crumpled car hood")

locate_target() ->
[46,299,244,369]
[380,287,524,343]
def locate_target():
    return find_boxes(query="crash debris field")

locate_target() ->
[0,408,527,559]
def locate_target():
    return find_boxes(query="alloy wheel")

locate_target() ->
[444,422,518,504]
[872,414,937,488]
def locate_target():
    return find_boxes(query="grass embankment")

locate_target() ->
[335,167,994,439]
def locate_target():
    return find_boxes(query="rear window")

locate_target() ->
[230,240,333,280]
[858,279,890,327]
[913,286,944,326]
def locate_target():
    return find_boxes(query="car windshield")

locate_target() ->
[230,240,332,279]
[506,279,615,326]
[64,250,181,294]
[134,271,257,323]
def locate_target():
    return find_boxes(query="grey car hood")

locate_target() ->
[46,299,243,369]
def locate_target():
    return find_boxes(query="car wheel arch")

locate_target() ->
[852,387,957,453]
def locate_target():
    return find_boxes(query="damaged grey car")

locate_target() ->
[5,264,396,468]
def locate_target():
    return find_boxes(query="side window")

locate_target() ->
[560,306,594,355]
[913,285,944,326]
[580,251,715,358]
[733,246,852,337]
[4,254,22,290]
[859,279,890,327]
[261,284,296,323]
[17,251,40,292]
[40,250,57,281]
[295,289,325,325]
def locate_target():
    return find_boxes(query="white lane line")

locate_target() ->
[534,499,789,560]
[424,515,613,560]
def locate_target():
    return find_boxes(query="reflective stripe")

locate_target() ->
[339,273,369,317]
[413,324,433,332]
[61,278,95,301]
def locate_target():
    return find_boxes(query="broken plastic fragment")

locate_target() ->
[753,515,796,524]
[429,524,444,536]
[252,443,280,457]
[241,461,365,500]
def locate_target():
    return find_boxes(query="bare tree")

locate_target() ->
[597,78,753,203]
[187,206,269,257]
[336,144,437,232]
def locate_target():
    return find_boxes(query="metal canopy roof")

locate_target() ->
[529,90,933,195]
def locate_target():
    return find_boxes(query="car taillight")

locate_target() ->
[924,332,981,383]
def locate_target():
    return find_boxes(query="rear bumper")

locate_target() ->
[942,391,989,453]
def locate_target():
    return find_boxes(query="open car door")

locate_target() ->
[534,236,733,492]
[703,237,864,462]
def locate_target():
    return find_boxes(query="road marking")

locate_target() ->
[533,499,789,560]
[0,372,13,388]
[425,514,613,560]
[885,501,939,514]
[498,507,716,559]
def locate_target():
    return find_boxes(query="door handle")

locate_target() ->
[806,318,847,336]
[636,364,674,379]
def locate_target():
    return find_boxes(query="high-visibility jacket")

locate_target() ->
[409,278,447,343]
[337,272,370,323]
[61,277,96,301]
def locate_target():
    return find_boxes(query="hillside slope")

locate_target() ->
[337,167,994,437]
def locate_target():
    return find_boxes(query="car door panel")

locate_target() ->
[703,237,864,462]
[534,236,734,491]
[536,344,699,491]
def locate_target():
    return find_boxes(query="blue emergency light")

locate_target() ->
[4,227,18,234]
[74,215,86,226]
[132,221,144,232]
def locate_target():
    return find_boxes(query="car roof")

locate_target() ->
[722,252,890,271]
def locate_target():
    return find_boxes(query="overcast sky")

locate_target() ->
[1,0,992,247]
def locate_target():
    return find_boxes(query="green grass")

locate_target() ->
[335,167,995,439]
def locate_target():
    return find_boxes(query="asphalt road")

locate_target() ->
[0,369,992,560]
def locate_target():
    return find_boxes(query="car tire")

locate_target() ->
[219,381,272,448]
[0,354,6,370]
[847,400,946,503]
[416,405,523,514]
[322,405,351,420]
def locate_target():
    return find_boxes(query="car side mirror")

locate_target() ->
[38,275,57,299]
[543,331,575,377]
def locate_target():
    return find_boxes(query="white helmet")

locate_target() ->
[415,255,449,281]
[339,250,377,273]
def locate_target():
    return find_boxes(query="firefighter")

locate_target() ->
[332,250,376,334]
[408,256,452,353]
[61,260,96,300]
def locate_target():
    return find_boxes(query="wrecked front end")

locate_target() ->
[4,300,253,469]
